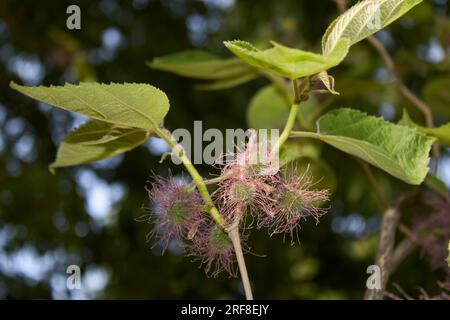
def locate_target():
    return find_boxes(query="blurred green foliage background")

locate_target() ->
[0,0,449,299]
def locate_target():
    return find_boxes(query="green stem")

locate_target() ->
[270,79,303,153]
[153,127,223,227]
[228,227,253,300]
[290,131,321,139]
[155,126,254,299]
[203,175,229,185]
[292,78,301,103]
[272,103,299,153]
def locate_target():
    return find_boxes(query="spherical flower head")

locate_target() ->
[187,222,242,278]
[144,175,204,252]
[261,169,329,243]
[213,177,276,226]
[214,131,279,224]
[224,130,279,179]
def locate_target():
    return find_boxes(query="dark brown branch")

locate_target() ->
[335,0,348,13]
[364,204,402,299]
[390,237,417,273]
[364,191,417,299]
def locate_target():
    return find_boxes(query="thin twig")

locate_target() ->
[225,211,253,300]
[389,192,448,275]
[398,223,419,242]
[364,206,401,299]
[364,194,410,300]
[392,282,415,300]
[335,0,348,13]
[390,237,417,273]
[391,206,445,271]
[366,36,435,131]
[228,227,253,300]
[202,174,229,185]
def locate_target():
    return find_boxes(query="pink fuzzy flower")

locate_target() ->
[213,175,276,227]
[213,131,279,225]
[142,175,204,253]
[260,169,329,243]
[187,221,247,278]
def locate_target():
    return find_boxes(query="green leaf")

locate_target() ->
[50,120,152,173]
[195,71,258,91]
[246,85,290,129]
[224,38,350,79]
[399,109,450,146]
[291,108,435,185]
[10,82,169,130]
[148,50,256,80]
[322,0,422,54]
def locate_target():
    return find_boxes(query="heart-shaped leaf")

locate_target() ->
[10,82,169,130]
[291,108,435,185]
[224,38,350,79]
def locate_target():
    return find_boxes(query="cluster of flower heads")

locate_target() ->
[143,135,330,277]
[142,174,238,277]
[213,133,330,244]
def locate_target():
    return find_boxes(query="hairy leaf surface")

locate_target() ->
[11,82,169,129]
[322,0,422,54]
[224,38,350,79]
[291,108,434,184]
